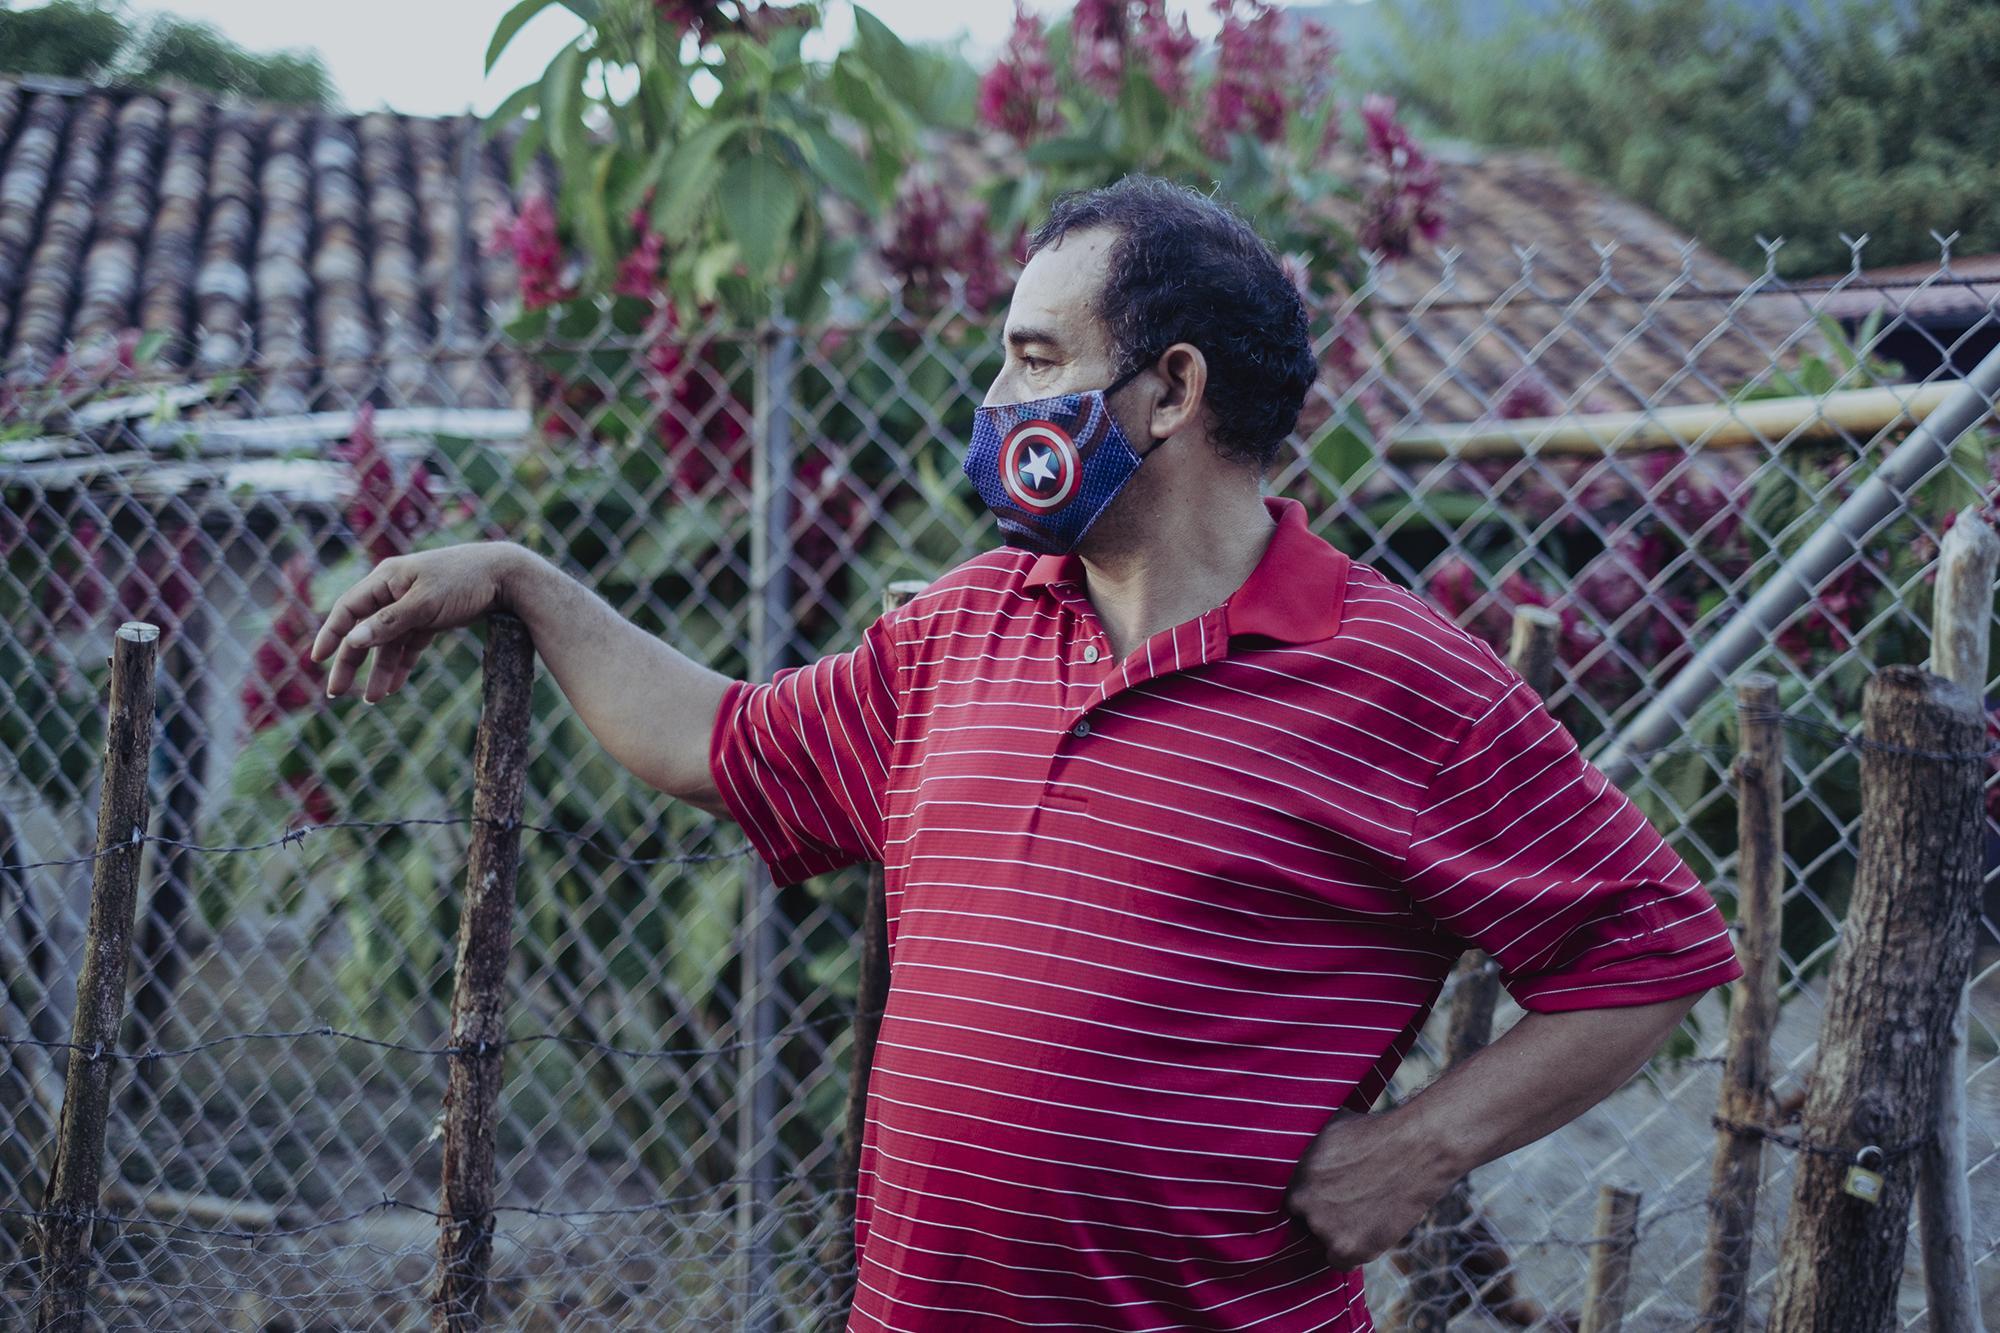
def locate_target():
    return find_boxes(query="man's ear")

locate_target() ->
[1149,342,1208,441]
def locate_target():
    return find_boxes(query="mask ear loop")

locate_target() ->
[1103,354,1169,458]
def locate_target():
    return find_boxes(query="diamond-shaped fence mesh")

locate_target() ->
[2,248,1998,1329]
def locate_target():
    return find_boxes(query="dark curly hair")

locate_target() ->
[1027,176,1318,469]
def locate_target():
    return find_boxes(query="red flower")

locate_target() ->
[1203,0,1291,147]
[1357,93,1445,261]
[1071,0,1128,95]
[645,304,750,494]
[978,3,1062,146]
[1136,0,1199,103]
[487,192,573,310]
[117,524,205,640]
[881,181,1009,313]
[241,553,324,734]
[42,519,109,633]
[335,405,439,565]
[615,209,667,301]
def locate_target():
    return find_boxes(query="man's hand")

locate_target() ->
[1283,996,1700,1272]
[311,541,528,703]
[1284,1109,1451,1269]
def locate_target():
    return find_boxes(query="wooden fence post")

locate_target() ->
[34,622,161,1333]
[1578,1184,1642,1333]
[1392,606,1560,1332]
[830,579,926,1303]
[1768,665,1985,1331]
[432,613,534,1332]
[1695,674,1785,1332]
[1918,507,1996,1333]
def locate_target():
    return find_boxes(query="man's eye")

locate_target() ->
[1021,355,1049,371]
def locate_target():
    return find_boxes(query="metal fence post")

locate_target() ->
[1597,340,2000,786]
[34,622,160,1333]
[740,319,797,1333]
[432,612,534,1331]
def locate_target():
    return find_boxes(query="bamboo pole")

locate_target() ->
[432,613,534,1332]
[1696,675,1785,1332]
[1392,606,1561,1332]
[1579,1185,1642,1333]
[1386,382,1956,461]
[34,622,161,1333]
[831,579,927,1309]
[1917,507,1997,1333]
[1768,666,1986,1330]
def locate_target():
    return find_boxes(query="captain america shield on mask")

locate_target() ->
[964,383,1159,554]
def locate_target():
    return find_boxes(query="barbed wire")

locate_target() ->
[0,1166,854,1243]
[0,1004,883,1065]
[1710,1114,1930,1165]
[1607,705,2000,770]
[0,814,752,875]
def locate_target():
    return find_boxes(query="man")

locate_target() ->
[312,176,1742,1330]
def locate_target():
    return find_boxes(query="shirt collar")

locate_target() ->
[1020,496,1349,646]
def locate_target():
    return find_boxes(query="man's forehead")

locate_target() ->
[1004,229,1115,349]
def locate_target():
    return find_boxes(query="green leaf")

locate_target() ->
[539,42,586,171]
[484,78,541,134]
[802,124,877,214]
[851,5,921,94]
[486,0,559,74]
[1025,136,1110,168]
[717,152,801,278]
[650,116,747,237]
[555,0,599,20]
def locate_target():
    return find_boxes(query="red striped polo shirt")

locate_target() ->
[709,496,1742,1331]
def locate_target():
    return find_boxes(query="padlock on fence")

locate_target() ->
[1842,1145,1885,1204]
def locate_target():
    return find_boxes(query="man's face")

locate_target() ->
[982,228,1122,409]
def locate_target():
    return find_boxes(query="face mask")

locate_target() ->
[962,365,1161,555]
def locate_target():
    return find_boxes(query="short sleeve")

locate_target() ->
[1399,672,1744,1013]
[708,612,903,885]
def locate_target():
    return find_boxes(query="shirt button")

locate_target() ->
[1081,645,1100,664]
[1072,720,1091,738]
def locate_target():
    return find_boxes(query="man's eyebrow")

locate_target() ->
[1005,326,1064,351]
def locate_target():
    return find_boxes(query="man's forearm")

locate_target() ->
[1394,994,1697,1184]
[1285,992,1700,1266]
[500,546,736,812]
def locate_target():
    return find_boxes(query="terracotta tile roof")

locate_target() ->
[0,74,543,412]
[1335,145,1824,422]
[0,75,1815,427]
[1796,252,2000,326]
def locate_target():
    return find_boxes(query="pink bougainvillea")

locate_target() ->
[881,180,1008,313]
[1203,0,1292,147]
[1357,93,1445,261]
[1135,0,1199,103]
[335,405,440,565]
[487,193,573,310]
[614,209,667,301]
[978,3,1062,145]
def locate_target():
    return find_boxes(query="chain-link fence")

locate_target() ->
[3,243,1998,1330]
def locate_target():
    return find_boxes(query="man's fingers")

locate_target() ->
[312,566,400,663]
[384,632,435,696]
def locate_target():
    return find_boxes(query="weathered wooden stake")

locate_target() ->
[831,580,926,1305]
[1768,665,1985,1332]
[34,622,161,1333]
[1393,606,1560,1332]
[1918,507,1996,1333]
[1695,674,1785,1332]
[432,614,534,1332]
[1579,1184,1642,1333]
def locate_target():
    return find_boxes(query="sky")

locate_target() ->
[71,0,1365,116]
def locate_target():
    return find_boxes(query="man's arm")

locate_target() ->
[310,542,735,815]
[1284,993,1697,1267]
